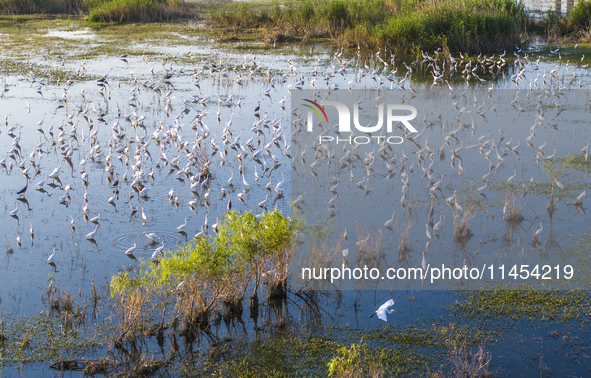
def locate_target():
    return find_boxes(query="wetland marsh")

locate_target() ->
[0,2,590,377]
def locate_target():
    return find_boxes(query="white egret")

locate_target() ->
[533,222,543,242]
[9,202,18,217]
[125,243,137,256]
[370,299,395,322]
[86,224,100,239]
[154,241,165,256]
[48,248,56,264]
[258,194,269,208]
[144,232,159,242]
[574,190,586,206]
[507,170,517,183]
[48,160,63,179]
[177,218,188,232]
[107,191,116,204]
[36,175,49,188]
[433,215,443,236]
[384,211,395,229]
[274,172,286,193]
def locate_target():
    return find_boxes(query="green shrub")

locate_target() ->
[86,0,191,22]
[378,0,526,52]
[569,0,591,30]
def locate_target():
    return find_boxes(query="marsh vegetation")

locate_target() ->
[1,0,591,50]
[0,0,198,21]
[207,0,528,53]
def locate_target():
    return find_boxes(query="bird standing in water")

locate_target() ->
[48,248,56,264]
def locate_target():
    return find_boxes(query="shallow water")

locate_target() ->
[291,86,591,291]
[0,19,590,377]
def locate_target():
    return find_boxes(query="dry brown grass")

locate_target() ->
[397,220,413,263]
[355,226,383,268]
[113,289,151,345]
[502,194,524,223]
[449,344,493,377]
[453,211,474,243]
[295,226,340,290]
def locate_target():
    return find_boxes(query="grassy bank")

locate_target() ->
[0,0,83,14]
[86,0,196,22]
[207,0,528,53]
[0,0,198,21]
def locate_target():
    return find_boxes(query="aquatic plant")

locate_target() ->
[453,210,474,243]
[327,342,385,377]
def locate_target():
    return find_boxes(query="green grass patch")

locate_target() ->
[373,0,527,52]
[206,0,527,52]
[87,0,196,22]
[0,0,199,22]
[338,323,493,350]
[193,336,430,377]
[0,311,103,366]
[552,153,591,172]
[451,290,591,322]
[0,0,84,14]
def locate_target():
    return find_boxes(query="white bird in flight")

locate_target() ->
[370,299,395,322]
